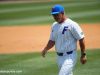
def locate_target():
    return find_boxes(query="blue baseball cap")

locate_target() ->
[51,4,64,15]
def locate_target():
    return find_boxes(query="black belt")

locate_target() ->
[57,51,73,56]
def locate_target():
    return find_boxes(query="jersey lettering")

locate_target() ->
[62,26,68,34]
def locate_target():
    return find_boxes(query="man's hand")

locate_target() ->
[41,49,47,57]
[80,54,87,64]
[41,40,55,58]
[79,38,87,64]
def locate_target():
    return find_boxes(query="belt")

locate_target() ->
[57,51,73,56]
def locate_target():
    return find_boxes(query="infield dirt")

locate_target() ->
[0,24,100,54]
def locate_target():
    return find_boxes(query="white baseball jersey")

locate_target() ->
[49,18,84,53]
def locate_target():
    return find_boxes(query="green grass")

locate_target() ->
[0,0,100,26]
[0,49,100,75]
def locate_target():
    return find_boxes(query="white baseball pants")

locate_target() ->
[57,50,77,75]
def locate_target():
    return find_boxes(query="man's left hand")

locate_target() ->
[80,55,87,64]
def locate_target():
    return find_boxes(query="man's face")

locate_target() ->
[52,13,64,23]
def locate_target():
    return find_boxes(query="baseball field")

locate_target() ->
[0,0,100,75]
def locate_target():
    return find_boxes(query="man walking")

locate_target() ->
[41,4,87,75]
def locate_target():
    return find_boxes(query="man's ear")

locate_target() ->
[61,12,64,15]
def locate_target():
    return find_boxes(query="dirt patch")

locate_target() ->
[80,24,100,50]
[0,24,100,54]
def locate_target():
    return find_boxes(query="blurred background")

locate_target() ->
[0,0,100,26]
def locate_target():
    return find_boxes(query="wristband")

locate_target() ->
[81,53,86,56]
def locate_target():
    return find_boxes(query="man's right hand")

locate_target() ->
[41,40,55,57]
[41,49,47,57]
